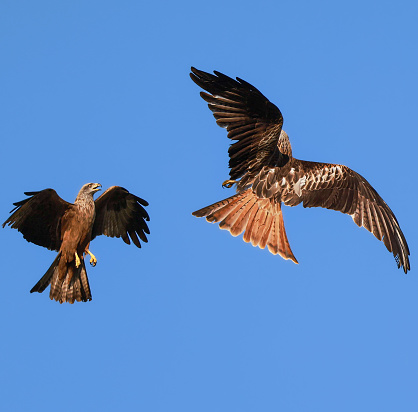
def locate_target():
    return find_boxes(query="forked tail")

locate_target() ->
[31,252,92,303]
[193,189,298,263]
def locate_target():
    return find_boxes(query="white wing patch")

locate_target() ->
[294,176,307,197]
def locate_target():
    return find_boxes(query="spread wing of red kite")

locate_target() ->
[3,183,150,303]
[190,67,410,273]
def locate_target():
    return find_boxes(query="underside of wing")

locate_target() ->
[280,159,410,273]
[3,189,71,251]
[92,186,150,248]
[190,67,284,182]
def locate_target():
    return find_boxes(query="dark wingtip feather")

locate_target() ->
[129,230,142,248]
[142,223,150,235]
[137,224,149,242]
[121,233,131,245]
[135,196,149,207]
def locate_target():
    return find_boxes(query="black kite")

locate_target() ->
[190,67,410,273]
[3,183,150,303]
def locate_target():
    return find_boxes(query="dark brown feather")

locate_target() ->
[190,67,284,185]
[92,186,150,248]
[2,189,71,251]
[48,258,91,303]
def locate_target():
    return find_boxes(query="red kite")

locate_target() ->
[3,183,150,303]
[190,67,410,273]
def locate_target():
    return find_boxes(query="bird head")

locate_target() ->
[80,183,102,194]
[75,183,102,204]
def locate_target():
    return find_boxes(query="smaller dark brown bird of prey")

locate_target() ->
[190,67,410,273]
[3,183,150,303]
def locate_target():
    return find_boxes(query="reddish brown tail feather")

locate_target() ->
[193,189,298,263]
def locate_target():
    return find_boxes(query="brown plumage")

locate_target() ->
[190,67,410,273]
[3,183,150,303]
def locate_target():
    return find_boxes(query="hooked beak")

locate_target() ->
[93,183,102,193]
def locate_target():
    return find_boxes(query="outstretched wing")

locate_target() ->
[279,159,410,273]
[190,67,284,181]
[92,186,150,248]
[2,189,71,251]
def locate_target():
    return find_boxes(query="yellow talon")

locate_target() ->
[75,252,81,268]
[85,249,97,267]
[222,179,238,188]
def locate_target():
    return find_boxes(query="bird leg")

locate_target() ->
[85,249,97,267]
[222,179,238,188]
[75,252,81,268]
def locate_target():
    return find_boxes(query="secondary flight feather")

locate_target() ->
[3,183,150,303]
[190,67,410,273]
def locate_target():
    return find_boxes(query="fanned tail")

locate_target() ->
[31,253,92,303]
[193,189,298,263]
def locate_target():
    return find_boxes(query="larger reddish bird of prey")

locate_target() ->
[190,67,410,273]
[3,183,150,303]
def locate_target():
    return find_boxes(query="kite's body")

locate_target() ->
[4,183,150,303]
[190,67,410,273]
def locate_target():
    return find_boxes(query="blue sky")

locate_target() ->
[1,1,417,411]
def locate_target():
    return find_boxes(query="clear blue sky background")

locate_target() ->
[1,1,417,411]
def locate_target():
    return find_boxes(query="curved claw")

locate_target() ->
[222,179,238,189]
[85,250,97,267]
